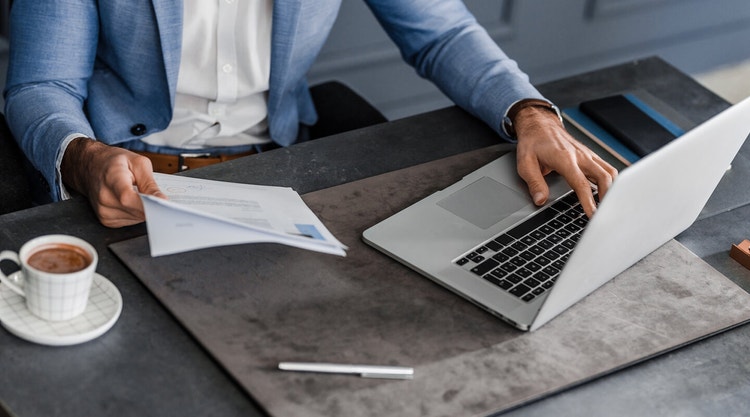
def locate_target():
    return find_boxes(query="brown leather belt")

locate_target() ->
[134,149,257,174]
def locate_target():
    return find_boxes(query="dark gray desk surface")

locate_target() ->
[1,56,749,416]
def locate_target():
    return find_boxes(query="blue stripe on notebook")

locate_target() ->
[563,107,641,165]
[623,93,686,137]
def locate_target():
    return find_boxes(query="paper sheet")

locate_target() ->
[140,173,347,257]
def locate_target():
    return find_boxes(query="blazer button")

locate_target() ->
[130,123,147,136]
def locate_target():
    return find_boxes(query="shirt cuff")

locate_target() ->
[56,133,92,200]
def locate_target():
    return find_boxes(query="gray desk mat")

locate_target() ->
[110,146,750,417]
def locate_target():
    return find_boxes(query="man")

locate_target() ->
[4,0,616,228]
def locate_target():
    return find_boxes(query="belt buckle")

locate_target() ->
[177,152,212,172]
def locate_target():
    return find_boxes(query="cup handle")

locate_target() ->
[0,250,25,297]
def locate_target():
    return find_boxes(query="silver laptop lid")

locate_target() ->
[531,96,750,331]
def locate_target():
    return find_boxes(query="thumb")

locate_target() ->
[138,179,167,199]
[526,176,549,207]
[517,158,549,206]
[131,164,166,199]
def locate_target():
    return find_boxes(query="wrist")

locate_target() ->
[61,136,97,194]
[503,99,563,139]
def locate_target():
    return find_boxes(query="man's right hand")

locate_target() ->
[61,137,166,228]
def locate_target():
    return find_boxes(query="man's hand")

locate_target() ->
[61,138,165,228]
[513,106,618,218]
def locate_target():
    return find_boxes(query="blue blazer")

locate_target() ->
[5,0,545,201]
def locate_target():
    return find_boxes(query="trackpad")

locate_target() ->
[437,177,529,229]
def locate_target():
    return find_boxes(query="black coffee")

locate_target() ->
[27,243,92,274]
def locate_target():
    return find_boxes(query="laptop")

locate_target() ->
[363,97,750,331]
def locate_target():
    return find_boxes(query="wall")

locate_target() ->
[308,0,750,120]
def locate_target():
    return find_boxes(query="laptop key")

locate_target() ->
[550,199,570,212]
[534,270,551,281]
[494,234,514,246]
[542,265,559,276]
[530,230,546,241]
[491,268,508,279]
[535,256,551,266]
[484,274,512,290]
[509,283,532,297]
[506,273,522,284]
[516,267,532,278]
[528,245,545,256]
[524,277,541,288]
[470,258,499,275]
[492,252,509,262]
[501,247,519,257]
[552,245,570,256]
[494,278,513,290]
[561,239,577,249]
[561,192,579,205]
[507,206,558,239]
[525,261,541,272]
[519,250,536,261]
[511,241,528,251]
[485,240,503,252]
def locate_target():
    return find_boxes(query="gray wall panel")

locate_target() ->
[309,0,750,121]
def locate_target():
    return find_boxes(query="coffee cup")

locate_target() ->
[0,234,98,321]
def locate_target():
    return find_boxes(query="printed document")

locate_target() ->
[140,173,347,257]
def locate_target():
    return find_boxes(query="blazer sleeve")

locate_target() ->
[363,0,547,140]
[3,0,100,201]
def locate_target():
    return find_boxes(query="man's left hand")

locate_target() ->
[513,106,618,218]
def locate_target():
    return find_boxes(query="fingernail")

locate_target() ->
[533,193,545,205]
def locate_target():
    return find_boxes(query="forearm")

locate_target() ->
[367,0,546,139]
[4,86,96,201]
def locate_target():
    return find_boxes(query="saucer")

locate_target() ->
[0,272,122,346]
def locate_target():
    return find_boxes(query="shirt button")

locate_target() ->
[222,64,233,73]
[209,106,226,117]
[130,123,147,136]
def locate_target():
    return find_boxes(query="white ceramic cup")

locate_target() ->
[0,234,98,321]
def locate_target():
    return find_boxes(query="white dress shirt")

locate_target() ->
[142,0,274,148]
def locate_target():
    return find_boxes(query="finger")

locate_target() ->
[94,157,151,227]
[96,207,145,228]
[557,165,598,218]
[578,153,618,201]
[95,183,146,228]
[594,159,618,200]
[131,159,166,199]
[516,153,550,206]
[571,182,598,219]
[587,164,615,201]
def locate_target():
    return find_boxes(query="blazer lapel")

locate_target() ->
[151,0,184,106]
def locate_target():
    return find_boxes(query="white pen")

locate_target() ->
[278,362,414,380]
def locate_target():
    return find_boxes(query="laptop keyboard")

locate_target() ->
[454,191,595,303]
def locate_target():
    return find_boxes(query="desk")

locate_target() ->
[1,57,749,416]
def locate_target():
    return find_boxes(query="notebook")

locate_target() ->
[363,97,750,331]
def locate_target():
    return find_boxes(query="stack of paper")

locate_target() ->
[140,173,347,257]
